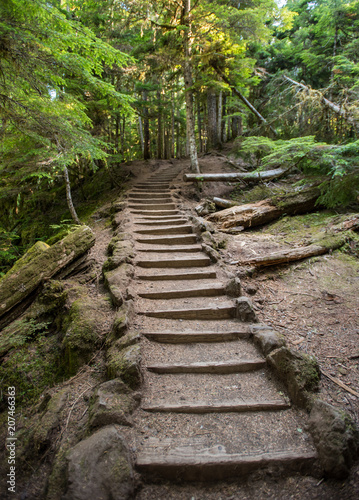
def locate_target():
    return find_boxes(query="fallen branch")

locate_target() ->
[322,370,359,398]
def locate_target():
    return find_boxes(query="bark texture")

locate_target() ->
[184,167,289,183]
[207,187,321,231]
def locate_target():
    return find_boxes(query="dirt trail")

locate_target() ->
[119,164,322,492]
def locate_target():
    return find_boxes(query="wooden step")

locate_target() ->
[143,330,250,343]
[141,304,236,319]
[137,245,202,254]
[134,215,183,220]
[146,359,266,374]
[131,210,179,216]
[138,283,224,299]
[136,447,317,481]
[129,192,174,198]
[135,184,170,188]
[135,225,192,235]
[128,198,173,204]
[129,203,177,210]
[131,188,170,193]
[135,234,197,245]
[142,400,290,413]
[134,219,187,226]
[136,255,211,268]
[137,270,217,281]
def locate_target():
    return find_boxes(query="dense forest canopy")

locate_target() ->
[1,0,358,273]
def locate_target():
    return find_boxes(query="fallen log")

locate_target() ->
[239,235,346,268]
[184,167,289,183]
[0,225,95,321]
[208,187,320,231]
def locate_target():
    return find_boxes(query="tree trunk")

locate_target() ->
[184,167,290,183]
[157,87,163,159]
[207,88,218,150]
[197,96,203,153]
[120,116,125,155]
[182,0,200,173]
[217,90,223,146]
[171,92,175,157]
[114,115,119,151]
[222,94,227,143]
[138,115,144,155]
[143,91,151,160]
[207,187,321,231]
[64,167,82,225]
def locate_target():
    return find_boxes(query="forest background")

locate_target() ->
[1,0,359,274]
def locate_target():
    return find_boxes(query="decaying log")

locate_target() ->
[239,235,346,268]
[208,187,320,231]
[184,167,289,183]
[0,225,95,321]
[213,197,237,209]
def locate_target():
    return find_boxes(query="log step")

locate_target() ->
[131,188,170,193]
[131,210,179,216]
[137,270,217,281]
[137,245,202,254]
[141,304,236,319]
[128,198,173,204]
[135,184,170,188]
[141,400,290,414]
[135,225,192,235]
[135,234,197,245]
[129,203,177,210]
[143,330,250,343]
[129,193,174,198]
[136,448,317,481]
[136,256,211,268]
[146,359,266,374]
[134,215,184,220]
[134,219,187,226]
[138,283,224,299]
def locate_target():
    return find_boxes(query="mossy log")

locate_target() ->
[0,226,95,320]
[207,187,320,231]
[239,234,347,268]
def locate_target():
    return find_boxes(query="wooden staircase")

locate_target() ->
[126,166,317,482]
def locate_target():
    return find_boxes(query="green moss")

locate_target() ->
[62,298,102,375]
[106,344,141,388]
[0,334,62,408]
[296,354,321,392]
